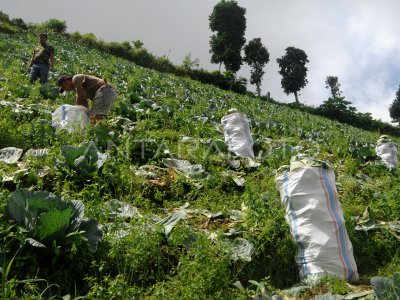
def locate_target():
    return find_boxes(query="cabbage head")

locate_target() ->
[7,188,102,253]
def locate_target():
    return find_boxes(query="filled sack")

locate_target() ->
[275,154,359,282]
[52,105,90,133]
[221,110,254,158]
[375,135,398,170]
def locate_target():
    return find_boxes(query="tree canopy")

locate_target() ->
[244,38,270,97]
[209,0,246,73]
[40,18,67,34]
[325,76,342,98]
[276,47,309,103]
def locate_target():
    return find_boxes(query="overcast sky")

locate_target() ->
[2,0,400,122]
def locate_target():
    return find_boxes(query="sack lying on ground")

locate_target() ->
[375,135,398,170]
[221,110,254,158]
[275,154,359,282]
[52,105,90,133]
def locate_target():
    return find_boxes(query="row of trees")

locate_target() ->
[208,0,309,101]
[289,75,399,135]
[208,1,400,131]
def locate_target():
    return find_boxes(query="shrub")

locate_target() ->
[40,18,67,34]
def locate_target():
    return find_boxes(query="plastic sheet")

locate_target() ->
[375,135,398,170]
[221,111,254,158]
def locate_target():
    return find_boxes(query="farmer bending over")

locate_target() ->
[28,32,55,84]
[57,74,117,122]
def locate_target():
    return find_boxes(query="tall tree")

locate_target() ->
[325,76,342,98]
[389,85,400,124]
[244,38,270,97]
[276,47,309,103]
[320,76,355,122]
[209,0,246,73]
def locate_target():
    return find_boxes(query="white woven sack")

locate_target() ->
[275,157,359,282]
[221,112,254,158]
[376,141,398,170]
[52,105,90,133]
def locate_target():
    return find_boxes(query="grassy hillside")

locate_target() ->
[1,32,400,299]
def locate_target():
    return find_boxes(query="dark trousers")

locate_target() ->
[29,63,49,85]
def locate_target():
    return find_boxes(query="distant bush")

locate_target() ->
[38,18,67,34]
[10,18,28,30]
[0,21,18,34]
[132,47,158,67]
[68,30,248,94]
[316,96,357,124]
[305,97,400,136]
[0,11,22,34]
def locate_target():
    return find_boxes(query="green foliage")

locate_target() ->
[348,140,376,162]
[276,47,309,103]
[38,18,67,34]
[0,11,21,34]
[319,77,356,124]
[319,275,350,295]
[14,85,32,98]
[56,145,99,181]
[10,18,28,30]
[182,53,200,72]
[40,84,59,100]
[389,85,400,124]
[0,21,19,34]
[133,39,144,49]
[317,96,357,123]
[371,272,400,300]
[155,234,234,300]
[106,221,169,286]
[209,0,246,72]
[244,38,270,96]
[6,189,102,253]
[112,100,136,121]
[325,76,342,98]
[0,10,10,22]
[84,274,139,299]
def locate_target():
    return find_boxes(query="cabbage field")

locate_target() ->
[1,32,400,299]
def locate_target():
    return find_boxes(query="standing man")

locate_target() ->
[57,74,117,122]
[28,33,55,85]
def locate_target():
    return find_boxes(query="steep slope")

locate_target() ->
[1,32,399,299]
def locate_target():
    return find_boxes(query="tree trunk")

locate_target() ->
[219,62,222,72]
[256,84,261,97]
[294,91,299,104]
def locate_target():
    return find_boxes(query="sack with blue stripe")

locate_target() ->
[275,154,359,282]
[52,104,90,133]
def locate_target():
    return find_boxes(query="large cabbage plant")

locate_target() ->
[7,189,102,253]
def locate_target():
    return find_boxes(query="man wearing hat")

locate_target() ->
[57,74,117,122]
[28,33,55,84]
